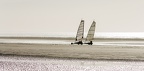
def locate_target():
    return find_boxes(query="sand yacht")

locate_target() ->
[84,21,96,45]
[71,20,84,45]
[71,20,96,45]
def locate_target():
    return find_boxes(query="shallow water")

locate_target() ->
[1,32,144,38]
[0,55,144,71]
[1,32,144,46]
[1,38,144,46]
[0,39,70,44]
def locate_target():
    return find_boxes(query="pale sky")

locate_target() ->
[0,0,144,34]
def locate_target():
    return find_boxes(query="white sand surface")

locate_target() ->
[0,55,144,71]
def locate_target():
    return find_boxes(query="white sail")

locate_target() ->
[86,21,96,41]
[75,20,84,41]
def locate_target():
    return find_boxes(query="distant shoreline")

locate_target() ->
[0,36,144,41]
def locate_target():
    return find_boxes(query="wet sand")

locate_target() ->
[0,43,144,61]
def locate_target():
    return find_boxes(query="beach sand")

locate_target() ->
[0,42,144,61]
[1,37,144,70]
[1,55,144,71]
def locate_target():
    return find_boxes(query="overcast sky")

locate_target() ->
[0,0,144,34]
